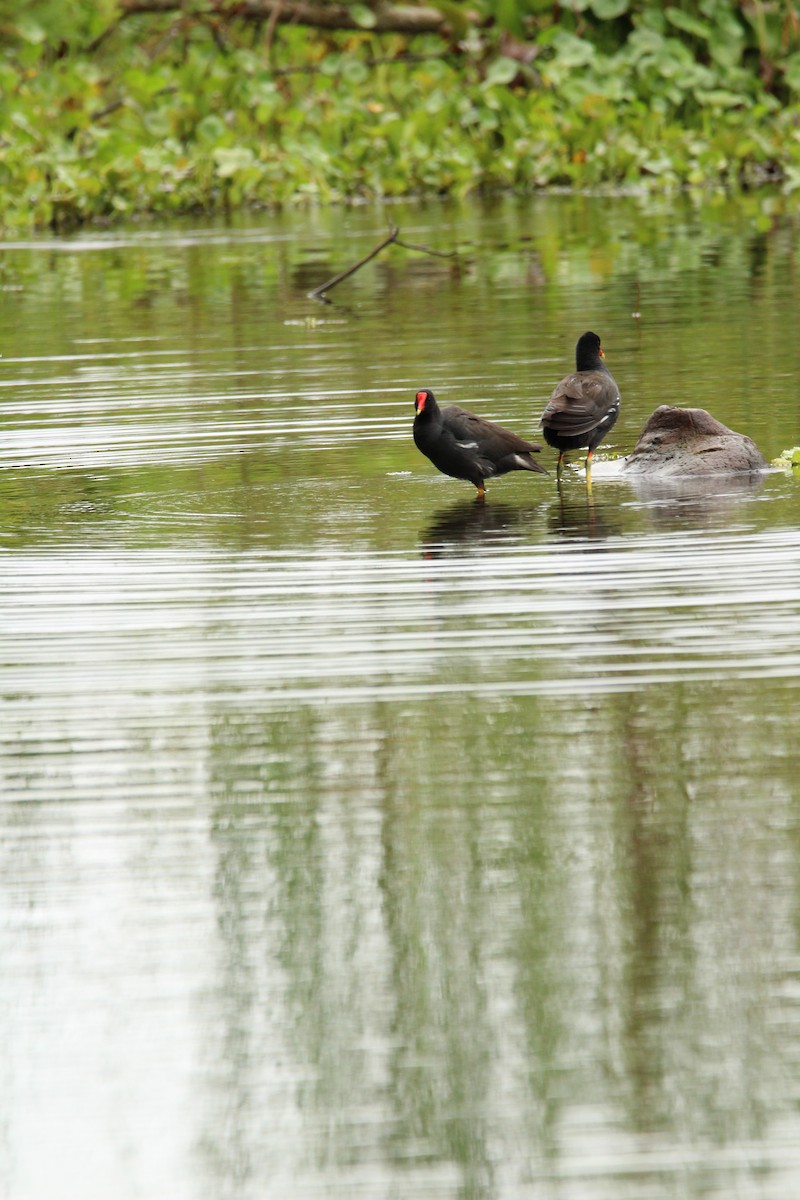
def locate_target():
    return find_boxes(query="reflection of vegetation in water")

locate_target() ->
[195,677,798,1192]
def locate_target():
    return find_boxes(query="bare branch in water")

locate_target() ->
[394,237,457,259]
[308,227,400,301]
[308,226,457,301]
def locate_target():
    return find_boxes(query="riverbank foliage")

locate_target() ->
[3,0,800,230]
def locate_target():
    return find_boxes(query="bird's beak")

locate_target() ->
[415,391,427,413]
[599,348,605,358]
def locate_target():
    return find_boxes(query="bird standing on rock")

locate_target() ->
[540,331,620,482]
[413,389,548,499]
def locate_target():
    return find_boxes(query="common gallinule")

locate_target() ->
[540,332,620,481]
[413,389,548,499]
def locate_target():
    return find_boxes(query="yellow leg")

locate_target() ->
[476,482,486,501]
[585,450,593,489]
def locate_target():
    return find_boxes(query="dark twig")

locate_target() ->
[85,18,123,54]
[203,17,230,53]
[394,237,456,258]
[66,83,179,140]
[264,0,285,61]
[90,97,127,122]
[119,0,463,36]
[308,226,457,301]
[308,226,400,300]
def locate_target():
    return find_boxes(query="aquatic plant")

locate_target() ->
[3,1,800,228]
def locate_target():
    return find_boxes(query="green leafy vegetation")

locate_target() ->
[3,0,800,230]
[772,446,800,470]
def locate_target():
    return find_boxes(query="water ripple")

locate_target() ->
[2,530,799,728]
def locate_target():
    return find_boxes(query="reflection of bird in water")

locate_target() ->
[626,471,766,528]
[413,388,547,500]
[544,486,624,542]
[420,498,541,556]
[540,331,621,484]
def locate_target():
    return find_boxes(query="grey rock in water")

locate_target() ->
[622,406,767,477]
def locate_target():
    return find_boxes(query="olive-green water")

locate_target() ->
[2,194,800,1200]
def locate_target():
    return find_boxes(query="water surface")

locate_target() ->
[2,194,800,1199]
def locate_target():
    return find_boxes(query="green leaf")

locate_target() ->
[707,11,745,68]
[694,88,746,109]
[122,68,169,100]
[350,4,377,28]
[665,8,711,40]
[213,146,257,177]
[549,31,598,69]
[495,0,526,37]
[773,447,800,470]
[342,58,369,85]
[428,0,471,38]
[197,114,226,141]
[483,56,520,88]
[14,16,46,44]
[588,0,630,18]
[784,53,800,92]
